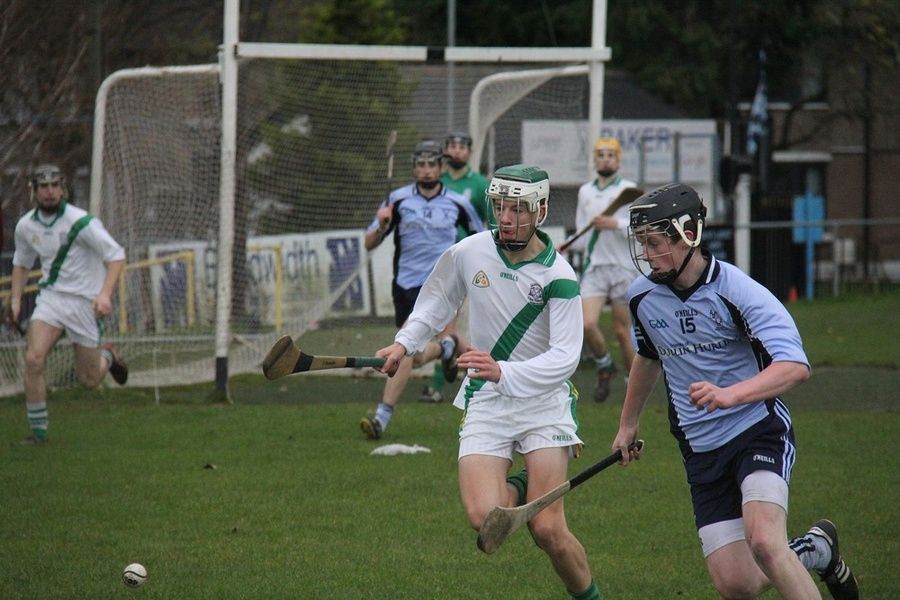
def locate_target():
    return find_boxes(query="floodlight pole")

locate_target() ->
[215,0,239,398]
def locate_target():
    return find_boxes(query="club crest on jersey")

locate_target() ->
[472,271,490,288]
[708,309,728,331]
[527,283,544,305]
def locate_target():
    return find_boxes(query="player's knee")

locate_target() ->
[745,529,781,570]
[463,504,490,531]
[24,350,47,375]
[77,370,102,389]
[527,518,566,554]
[709,570,759,600]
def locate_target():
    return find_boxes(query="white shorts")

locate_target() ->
[697,470,790,557]
[32,289,103,348]
[579,265,635,303]
[457,384,583,461]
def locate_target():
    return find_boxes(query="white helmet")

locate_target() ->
[30,164,63,188]
[486,164,549,251]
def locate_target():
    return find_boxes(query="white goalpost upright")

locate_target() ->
[79,0,609,398]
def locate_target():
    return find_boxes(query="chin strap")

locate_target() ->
[492,228,534,252]
[650,245,698,284]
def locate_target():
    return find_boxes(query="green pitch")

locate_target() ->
[0,293,897,598]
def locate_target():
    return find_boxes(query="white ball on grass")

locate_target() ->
[122,563,147,587]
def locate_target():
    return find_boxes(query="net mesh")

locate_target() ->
[0,59,589,395]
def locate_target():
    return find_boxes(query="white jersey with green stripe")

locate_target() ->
[573,175,637,270]
[13,202,125,301]
[394,230,584,409]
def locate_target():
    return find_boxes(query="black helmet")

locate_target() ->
[628,183,706,284]
[412,140,443,164]
[629,183,706,240]
[443,131,472,148]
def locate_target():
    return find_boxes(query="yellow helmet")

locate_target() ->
[593,137,622,159]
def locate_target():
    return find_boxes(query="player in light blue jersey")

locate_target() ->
[360,140,483,440]
[376,164,602,600]
[611,184,858,600]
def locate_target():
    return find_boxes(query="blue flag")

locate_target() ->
[746,49,768,156]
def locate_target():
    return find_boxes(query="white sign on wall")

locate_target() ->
[522,119,718,209]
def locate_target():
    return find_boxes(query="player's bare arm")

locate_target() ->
[7,265,28,323]
[375,341,408,377]
[613,355,660,464]
[456,349,500,382]
[689,360,810,412]
[364,206,393,250]
[94,259,126,317]
[591,214,619,230]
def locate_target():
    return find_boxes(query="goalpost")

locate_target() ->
[78,0,610,398]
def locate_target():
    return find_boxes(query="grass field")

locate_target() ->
[1,293,898,598]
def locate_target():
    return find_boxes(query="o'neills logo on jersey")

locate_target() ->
[527,283,544,305]
[472,271,490,287]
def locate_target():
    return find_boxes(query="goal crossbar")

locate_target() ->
[236,42,610,63]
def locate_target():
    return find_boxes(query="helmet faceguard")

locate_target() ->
[412,140,443,189]
[486,164,549,252]
[29,163,67,207]
[443,132,472,149]
[443,132,472,169]
[411,140,443,166]
[628,183,706,284]
[30,164,63,187]
[593,137,622,160]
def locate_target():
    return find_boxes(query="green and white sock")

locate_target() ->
[570,580,601,600]
[430,363,445,393]
[101,347,114,370]
[506,469,528,506]
[26,402,48,440]
[374,402,394,430]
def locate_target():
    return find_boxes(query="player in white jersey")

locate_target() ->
[375,165,602,600]
[571,137,639,402]
[611,183,858,600]
[7,164,128,445]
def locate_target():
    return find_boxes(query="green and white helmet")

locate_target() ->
[486,164,550,251]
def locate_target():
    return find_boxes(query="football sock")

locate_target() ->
[26,402,48,440]
[570,580,601,600]
[439,336,456,360]
[506,469,528,506]
[789,532,831,571]
[430,363,445,393]
[374,402,394,430]
[594,353,613,371]
[101,347,114,370]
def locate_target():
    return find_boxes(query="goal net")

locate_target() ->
[0,57,592,395]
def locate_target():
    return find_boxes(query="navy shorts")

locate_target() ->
[392,283,422,327]
[686,409,796,530]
